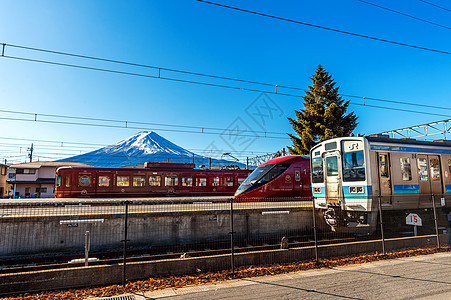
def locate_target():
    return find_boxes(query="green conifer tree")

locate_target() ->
[287,65,358,155]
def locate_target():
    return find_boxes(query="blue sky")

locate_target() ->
[1,0,451,164]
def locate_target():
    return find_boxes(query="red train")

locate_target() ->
[55,162,252,198]
[234,155,312,199]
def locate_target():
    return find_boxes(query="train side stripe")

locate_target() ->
[370,145,451,154]
[393,184,420,194]
[342,185,372,199]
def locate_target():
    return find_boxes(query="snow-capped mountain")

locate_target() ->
[58,131,244,168]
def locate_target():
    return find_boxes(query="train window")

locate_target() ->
[342,151,365,182]
[78,175,91,187]
[325,142,337,150]
[196,178,207,186]
[400,158,412,181]
[430,158,441,181]
[165,176,178,186]
[149,176,161,187]
[242,165,273,185]
[311,157,323,183]
[117,176,130,187]
[182,177,193,187]
[238,178,246,185]
[133,176,146,187]
[326,156,339,177]
[225,176,234,186]
[65,176,71,187]
[417,158,428,181]
[56,175,61,187]
[295,171,301,181]
[212,177,220,186]
[98,175,110,187]
[257,164,289,184]
[379,155,388,178]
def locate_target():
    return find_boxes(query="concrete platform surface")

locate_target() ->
[102,252,451,300]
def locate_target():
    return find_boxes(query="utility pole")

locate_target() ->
[28,143,34,162]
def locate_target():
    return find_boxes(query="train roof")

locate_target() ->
[261,155,309,166]
[365,135,451,148]
[56,165,251,173]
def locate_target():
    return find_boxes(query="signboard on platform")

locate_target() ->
[406,213,422,226]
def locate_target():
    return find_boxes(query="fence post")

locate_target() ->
[311,196,319,263]
[378,195,386,255]
[122,201,130,287]
[84,231,90,266]
[431,194,441,249]
[230,198,235,276]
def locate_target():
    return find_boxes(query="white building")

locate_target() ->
[7,161,91,198]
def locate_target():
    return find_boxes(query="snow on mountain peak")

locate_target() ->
[58,131,243,168]
[107,131,193,156]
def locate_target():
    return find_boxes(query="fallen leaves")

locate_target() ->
[5,246,449,300]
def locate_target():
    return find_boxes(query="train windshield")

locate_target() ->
[239,164,273,186]
[311,157,323,183]
[235,164,289,196]
[341,140,366,181]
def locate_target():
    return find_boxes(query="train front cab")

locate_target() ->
[310,137,377,234]
[234,156,311,200]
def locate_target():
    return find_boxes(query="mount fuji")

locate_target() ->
[58,131,244,168]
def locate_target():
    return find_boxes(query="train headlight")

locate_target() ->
[313,187,322,194]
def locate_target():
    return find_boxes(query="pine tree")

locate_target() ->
[287,65,358,155]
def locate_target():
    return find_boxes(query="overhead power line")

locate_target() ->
[0,139,271,156]
[195,0,451,55]
[0,109,286,136]
[0,110,289,139]
[2,43,451,114]
[419,0,451,13]
[358,0,451,30]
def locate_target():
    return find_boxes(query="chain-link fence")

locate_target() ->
[0,195,449,292]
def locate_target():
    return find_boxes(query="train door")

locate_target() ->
[324,152,342,206]
[293,168,302,197]
[417,155,431,207]
[429,155,443,196]
[417,155,443,207]
[377,153,392,206]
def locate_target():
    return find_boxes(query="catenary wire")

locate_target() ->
[0,115,289,139]
[2,44,451,113]
[195,0,451,55]
[0,140,272,156]
[419,0,451,13]
[358,0,451,30]
[0,109,287,136]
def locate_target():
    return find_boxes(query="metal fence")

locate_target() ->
[0,194,449,290]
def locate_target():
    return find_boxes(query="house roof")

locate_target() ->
[9,161,92,169]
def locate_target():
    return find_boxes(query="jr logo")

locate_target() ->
[348,143,359,151]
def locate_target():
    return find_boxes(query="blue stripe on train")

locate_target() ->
[342,185,372,199]
[393,184,420,194]
[371,145,451,154]
[446,184,451,193]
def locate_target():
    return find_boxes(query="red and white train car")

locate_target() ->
[234,155,312,200]
[55,162,252,198]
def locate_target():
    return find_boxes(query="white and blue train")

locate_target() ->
[310,135,451,233]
